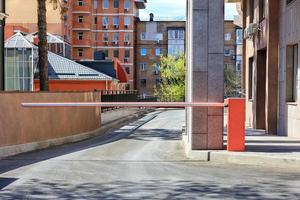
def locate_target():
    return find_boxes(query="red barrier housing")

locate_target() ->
[226,98,246,152]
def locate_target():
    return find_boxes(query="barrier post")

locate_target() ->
[225,98,246,152]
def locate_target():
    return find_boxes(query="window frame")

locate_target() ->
[113,0,119,9]
[103,0,109,9]
[78,0,84,6]
[78,16,84,23]
[140,48,147,56]
[78,32,84,40]
[78,48,83,57]
[286,44,298,103]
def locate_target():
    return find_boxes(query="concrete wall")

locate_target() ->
[0,92,101,148]
[278,0,300,138]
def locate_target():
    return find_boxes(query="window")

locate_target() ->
[113,17,119,26]
[286,44,298,102]
[103,32,109,42]
[140,48,147,56]
[103,0,109,9]
[93,0,98,9]
[78,0,83,6]
[102,17,109,26]
[155,48,163,56]
[78,16,84,23]
[140,32,146,40]
[236,29,243,44]
[125,50,130,59]
[140,63,147,71]
[113,0,119,8]
[94,16,97,24]
[78,32,83,40]
[113,50,119,58]
[140,79,147,87]
[124,33,130,42]
[124,17,131,27]
[248,57,254,100]
[92,33,97,41]
[168,29,185,39]
[153,63,160,75]
[125,67,130,74]
[113,33,119,42]
[124,0,130,9]
[78,48,83,57]
[287,0,296,5]
[225,33,231,41]
[224,48,231,56]
[259,0,266,21]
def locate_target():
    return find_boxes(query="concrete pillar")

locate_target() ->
[185,0,224,150]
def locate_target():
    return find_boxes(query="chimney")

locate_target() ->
[149,13,154,22]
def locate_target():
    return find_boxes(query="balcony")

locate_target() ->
[72,21,92,30]
[72,5,91,13]
[135,0,147,9]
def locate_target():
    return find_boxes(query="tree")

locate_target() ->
[224,66,241,98]
[37,0,59,91]
[155,54,186,102]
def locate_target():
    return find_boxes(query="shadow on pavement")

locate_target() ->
[0,179,298,200]
[0,114,153,176]
[127,129,182,141]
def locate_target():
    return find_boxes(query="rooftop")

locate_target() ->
[48,52,113,81]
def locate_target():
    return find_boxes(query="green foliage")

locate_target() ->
[155,54,186,102]
[224,66,241,97]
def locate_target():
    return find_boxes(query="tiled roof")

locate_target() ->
[5,32,37,48]
[48,52,113,80]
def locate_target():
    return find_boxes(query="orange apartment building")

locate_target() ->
[63,0,147,89]
[6,0,64,36]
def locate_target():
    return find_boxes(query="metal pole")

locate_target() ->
[0,0,5,90]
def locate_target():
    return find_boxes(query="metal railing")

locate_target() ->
[100,90,138,112]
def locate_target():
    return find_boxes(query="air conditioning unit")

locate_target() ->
[112,41,118,45]
[124,8,129,12]
[104,41,109,45]
[114,25,119,29]
[124,57,130,63]
[244,23,258,39]
[103,25,108,29]
[124,25,129,29]
[124,41,130,45]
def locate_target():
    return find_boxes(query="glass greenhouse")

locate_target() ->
[5,32,38,91]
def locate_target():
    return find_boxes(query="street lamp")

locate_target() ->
[0,0,7,91]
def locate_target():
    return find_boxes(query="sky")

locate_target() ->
[140,1,238,21]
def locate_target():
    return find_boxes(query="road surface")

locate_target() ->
[0,109,299,199]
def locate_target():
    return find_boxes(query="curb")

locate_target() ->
[0,109,154,159]
[186,150,300,170]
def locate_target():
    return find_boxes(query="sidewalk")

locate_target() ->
[187,129,300,170]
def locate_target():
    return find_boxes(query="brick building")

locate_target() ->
[224,20,243,74]
[63,0,147,89]
[135,18,185,98]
